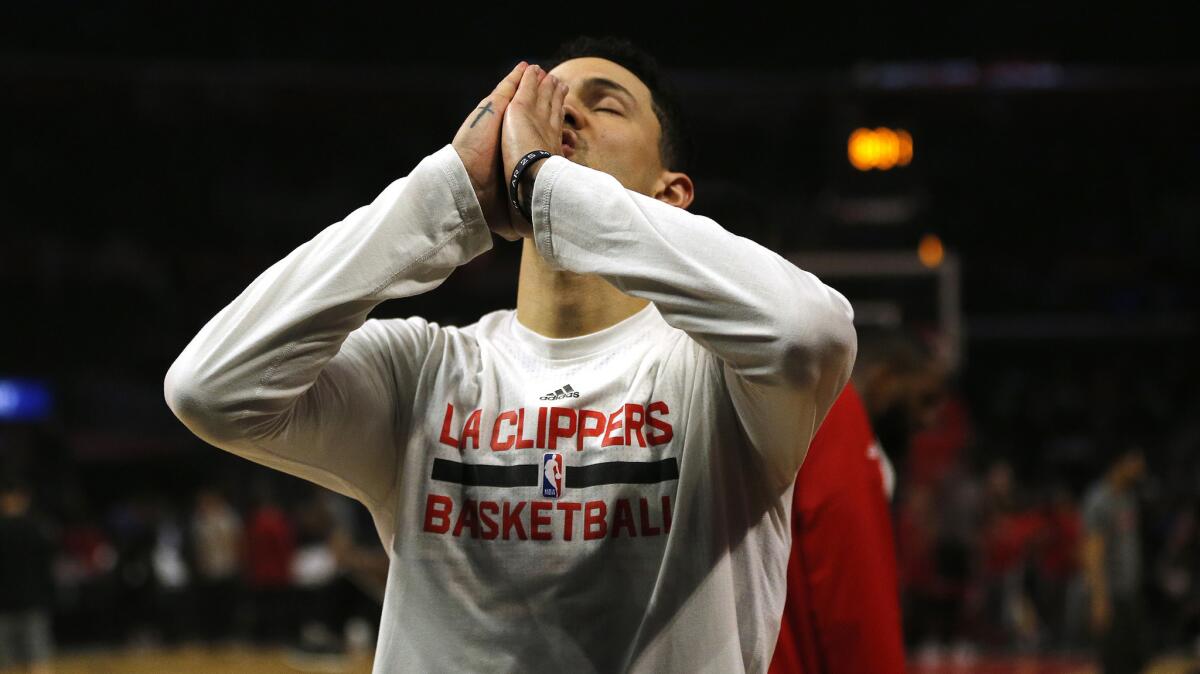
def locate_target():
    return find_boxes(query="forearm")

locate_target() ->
[528,157,854,385]
[166,144,487,434]
[526,156,856,478]
[163,144,490,517]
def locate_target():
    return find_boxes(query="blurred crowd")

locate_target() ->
[865,333,1200,671]
[0,470,387,669]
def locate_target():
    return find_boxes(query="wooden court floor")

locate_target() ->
[4,647,1198,673]
[1,644,373,674]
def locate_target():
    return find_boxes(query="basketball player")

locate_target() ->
[164,36,856,672]
[769,382,906,674]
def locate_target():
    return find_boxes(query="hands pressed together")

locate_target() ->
[451,62,570,241]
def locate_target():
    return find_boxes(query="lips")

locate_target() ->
[561,129,578,158]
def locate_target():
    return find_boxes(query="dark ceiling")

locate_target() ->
[2,2,1194,67]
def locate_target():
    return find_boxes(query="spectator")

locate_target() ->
[0,477,56,673]
[53,489,119,645]
[108,497,158,644]
[1155,500,1200,654]
[190,487,243,643]
[243,484,295,645]
[150,500,192,644]
[1082,445,1147,674]
[289,489,346,661]
[1034,486,1083,649]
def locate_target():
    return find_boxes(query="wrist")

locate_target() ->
[510,150,553,224]
[525,158,546,183]
[518,158,547,204]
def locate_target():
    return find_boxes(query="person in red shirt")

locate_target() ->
[770,382,907,674]
[243,486,296,644]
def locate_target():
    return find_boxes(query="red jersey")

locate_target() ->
[769,383,907,674]
[243,505,295,588]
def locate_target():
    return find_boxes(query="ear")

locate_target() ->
[653,171,694,210]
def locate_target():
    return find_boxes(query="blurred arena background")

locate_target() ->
[1,3,1197,673]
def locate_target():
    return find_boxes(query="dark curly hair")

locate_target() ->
[544,35,693,175]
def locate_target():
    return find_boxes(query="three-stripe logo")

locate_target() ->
[539,384,580,400]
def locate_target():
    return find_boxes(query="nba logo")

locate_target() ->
[542,452,564,498]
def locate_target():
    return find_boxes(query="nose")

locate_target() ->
[562,96,584,130]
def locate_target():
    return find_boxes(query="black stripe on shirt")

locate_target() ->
[430,457,680,488]
[566,458,680,487]
[430,459,538,487]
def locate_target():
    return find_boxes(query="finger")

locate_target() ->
[492,61,528,103]
[514,64,541,105]
[538,73,559,109]
[464,62,526,132]
[550,81,566,127]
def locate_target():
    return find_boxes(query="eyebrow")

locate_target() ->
[579,77,639,109]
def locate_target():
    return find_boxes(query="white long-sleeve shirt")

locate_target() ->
[164,143,856,673]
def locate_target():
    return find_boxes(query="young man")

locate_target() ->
[164,36,856,672]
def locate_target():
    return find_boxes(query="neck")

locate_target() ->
[515,239,649,338]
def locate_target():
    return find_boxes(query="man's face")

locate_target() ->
[547,57,665,196]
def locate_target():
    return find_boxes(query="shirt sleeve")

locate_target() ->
[528,156,857,486]
[163,143,493,549]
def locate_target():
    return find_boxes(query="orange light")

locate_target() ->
[848,128,875,170]
[918,234,944,268]
[848,127,914,171]
[897,130,913,166]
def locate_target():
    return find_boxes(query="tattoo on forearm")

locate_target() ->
[470,101,495,128]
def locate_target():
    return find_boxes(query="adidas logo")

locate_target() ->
[539,384,580,401]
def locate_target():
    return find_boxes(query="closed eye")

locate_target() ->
[593,97,625,115]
